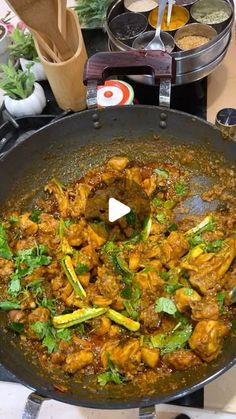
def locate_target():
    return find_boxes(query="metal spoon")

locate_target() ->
[146,0,168,51]
[167,0,175,26]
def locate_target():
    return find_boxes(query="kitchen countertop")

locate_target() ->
[0,0,236,417]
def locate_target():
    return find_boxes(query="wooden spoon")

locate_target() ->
[5,0,73,61]
[58,0,67,39]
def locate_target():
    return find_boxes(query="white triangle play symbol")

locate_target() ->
[108,197,131,223]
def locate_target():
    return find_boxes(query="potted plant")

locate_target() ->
[0,61,46,117]
[0,23,10,66]
[8,26,46,81]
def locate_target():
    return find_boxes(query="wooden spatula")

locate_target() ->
[58,0,67,39]
[5,0,73,61]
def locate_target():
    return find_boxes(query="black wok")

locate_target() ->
[0,52,235,418]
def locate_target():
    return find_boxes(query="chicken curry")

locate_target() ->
[0,155,235,389]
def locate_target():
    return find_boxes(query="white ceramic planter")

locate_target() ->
[0,24,10,66]
[4,82,46,117]
[20,57,46,81]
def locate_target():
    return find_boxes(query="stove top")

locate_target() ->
[0,28,208,412]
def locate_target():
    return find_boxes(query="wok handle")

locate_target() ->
[22,392,47,419]
[83,51,176,109]
[139,406,156,418]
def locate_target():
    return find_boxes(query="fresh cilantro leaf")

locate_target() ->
[0,224,13,260]
[40,297,57,315]
[75,323,85,336]
[151,324,192,354]
[217,292,225,311]
[156,212,167,224]
[168,223,178,232]
[206,240,223,253]
[8,277,21,297]
[0,301,20,310]
[30,321,49,339]
[26,279,43,296]
[184,288,193,296]
[57,328,71,341]
[75,262,89,275]
[155,297,177,315]
[29,209,42,223]
[231,319,236,333]
[64,219,74,228]
[152,197,162,207]
[154,168,169,179]
[174,180,187,196]
[9,216,19,224]
[189,235,204,248]
[97,353,125,386]
[121,287,132,299]
[164,282,183,294]
[125,210,136,227]
[9,322,24,333]
[159,271,170,280]
[42,331,57,353]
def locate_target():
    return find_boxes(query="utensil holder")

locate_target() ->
[33,9,87,111]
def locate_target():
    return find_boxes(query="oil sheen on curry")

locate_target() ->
[0,155,235,389]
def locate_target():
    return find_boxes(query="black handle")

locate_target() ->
[84,50,176,86]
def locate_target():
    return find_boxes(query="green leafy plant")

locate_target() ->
[8,26,38,61]
[75,0,113,28]
[0,61,35,100]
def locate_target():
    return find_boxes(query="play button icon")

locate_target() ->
[85,176,150,241]
[108,198,131,223]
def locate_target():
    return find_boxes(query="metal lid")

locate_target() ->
[215,108,236,141]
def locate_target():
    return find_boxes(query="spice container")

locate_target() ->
[132,30,175,53]
[215,108,236,141]
[109,12,148,46]
[124,0,157,15]
[97,80,134,107]
[148,5,189,32]
[175,23,217,51]
[191,0,233,31]
[175,0,198,8]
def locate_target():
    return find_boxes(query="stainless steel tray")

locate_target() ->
[106,0,234,85]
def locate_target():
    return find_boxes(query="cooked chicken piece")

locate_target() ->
[28,307,50,323]
[65,220,86,247]
[175,288,201,313]
[78,273,90,288]
[15,237,36,251]
[163,349,202,371]
[189,320,230,362]
[51,352,66,365]
[90,316,111,336]
[0,258,14,280]
[79,244,99,270]
[190,296,219,321]
[142,175,157,197]
[51,276,64,292]
[92,295,112,308]
[87,224,107,247]
[155,232,189,268]
[134,271,164,296]
[69,183,91,217]
[140,303,160,330]
[18,213,38,235]
[45,179,69,217]
[96,266,121,300]
[129,251,140,271]
[102,339,141,375]
[188,238,236,294]
[64,350,94,373]
[126,167,142,185]
[141,347,160,368]
[8,310,26,323]
[106,156,129,171]
[38,214,58,235]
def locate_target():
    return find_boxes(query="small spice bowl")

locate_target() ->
[132,30,175,53]
[190,0,233,31]
[175,0,199,9]
[174,23,217,52]
[108,12,148,46]
[148,5,190,33]
[124,0,158,15]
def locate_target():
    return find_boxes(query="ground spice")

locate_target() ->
[149,5,189,31]
[177,34,210,50]
[193,10,230,24]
